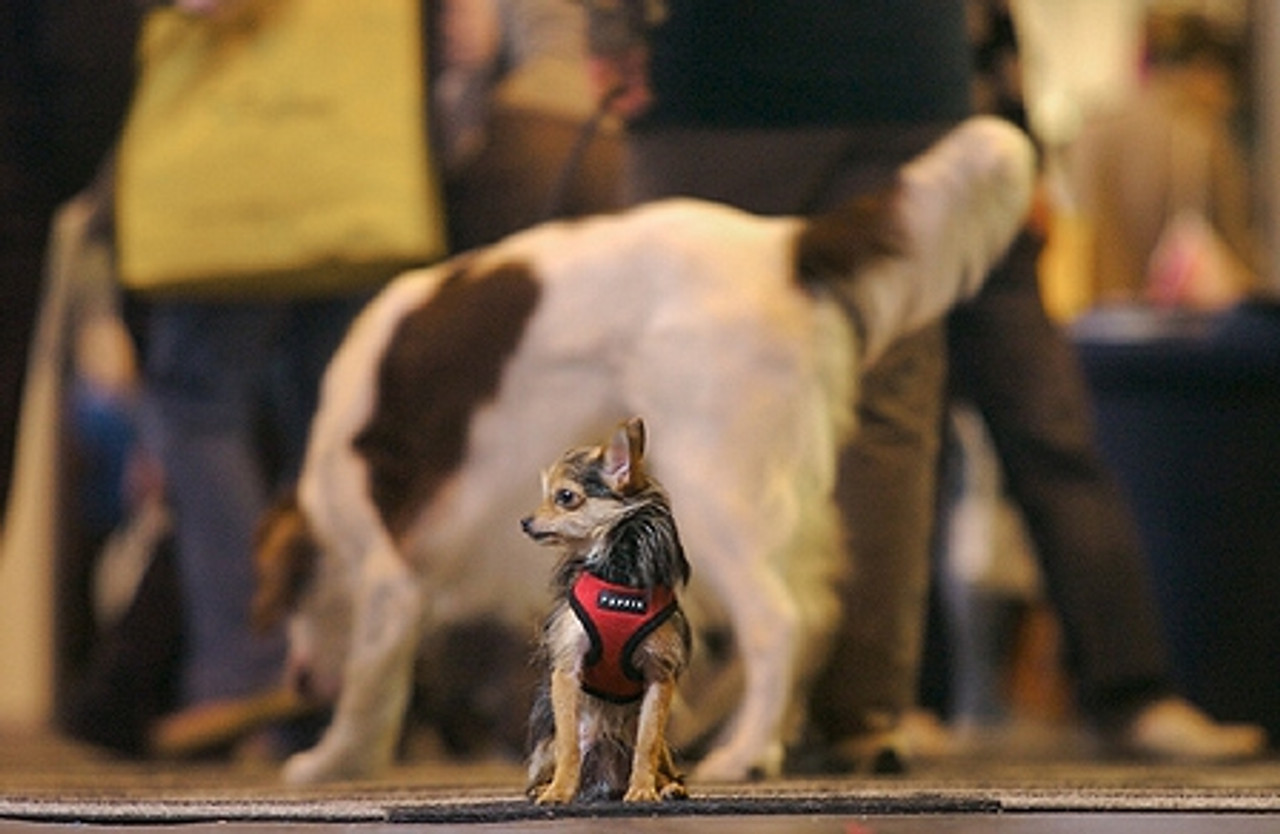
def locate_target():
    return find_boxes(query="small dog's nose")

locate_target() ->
[520,517,534,535]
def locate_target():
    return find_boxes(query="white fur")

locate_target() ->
[280,117,1035,785]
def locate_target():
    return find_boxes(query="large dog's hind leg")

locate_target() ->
[283,541,422,784]
[692,565,798,782]
[663,486,800,783]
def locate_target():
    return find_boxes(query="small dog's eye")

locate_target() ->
[554,488,582,509]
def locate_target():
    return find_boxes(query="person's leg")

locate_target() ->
[948,230,1169,716]
[949,230,1265,758]
[145,302,286,706]
[445,108,623,252]
[806,323,947,761]
[626,125,848,210]
[628,124,955,770]
[268,297,365,484]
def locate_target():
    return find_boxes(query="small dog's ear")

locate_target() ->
[624,416,646,458]
[602,417,647,493]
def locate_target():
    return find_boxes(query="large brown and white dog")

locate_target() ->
[253,117,1035,785]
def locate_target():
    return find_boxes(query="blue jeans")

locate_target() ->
[144,297,361,705]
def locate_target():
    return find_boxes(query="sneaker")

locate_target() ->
[1109,696,1267,762]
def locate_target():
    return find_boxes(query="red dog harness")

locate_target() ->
[569,572,678,704]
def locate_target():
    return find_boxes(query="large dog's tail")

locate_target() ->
[796,116,1036,366]
[251,491,318,632]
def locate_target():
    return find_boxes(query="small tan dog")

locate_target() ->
[522,418,690,804]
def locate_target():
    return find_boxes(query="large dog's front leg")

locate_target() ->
[535,667,582,804]
[284,545,422,784]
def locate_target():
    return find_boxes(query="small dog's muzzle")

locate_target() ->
[521,516,554,542]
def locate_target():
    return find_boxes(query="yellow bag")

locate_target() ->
[116,0,446,298]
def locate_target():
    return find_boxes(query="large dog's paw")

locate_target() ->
[281,741,379,785]
[283,748,348,785]
[691,738,784,783]
[282,749,336,785]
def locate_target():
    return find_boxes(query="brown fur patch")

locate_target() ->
[355,261,542,536]
[793,186,904,288]
[252,493,317,632]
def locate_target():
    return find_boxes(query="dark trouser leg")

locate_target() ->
[947,230,1171,724]
[808,323,948,740]
[445,108,623,252]
[626,124,955,745]
[146,303,284,706]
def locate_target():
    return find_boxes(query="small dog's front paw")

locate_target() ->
[534,780,576,805]
[623,785,660,803]
[624,779,687,802]
[659,779,688,801]
[627,769,687,802]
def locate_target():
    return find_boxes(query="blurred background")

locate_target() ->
[1,0,1278,774]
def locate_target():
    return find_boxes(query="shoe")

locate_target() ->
[831,712,912,775]
[150,687,317,759]
[787,732,907,776]
[1109,696,1267,762]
